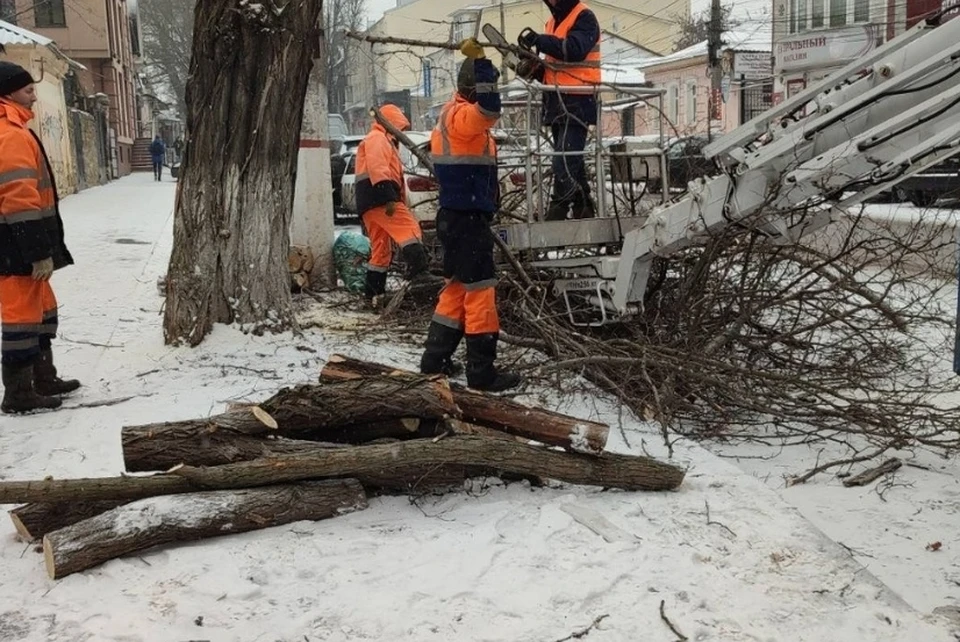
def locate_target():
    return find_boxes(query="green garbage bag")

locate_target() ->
[334,231,371,294]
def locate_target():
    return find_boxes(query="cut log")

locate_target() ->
[42,480,367,580]
[320,354,609,454]
[0,436,685,505]
[9,501,130,541]
[123,376,457,444]
[842,458,903,487]
[122,426,493,492]
[122,417,425,473]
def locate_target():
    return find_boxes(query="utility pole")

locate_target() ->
[707,0,722,143]
[291,13,336,288]
[499,2,508,80]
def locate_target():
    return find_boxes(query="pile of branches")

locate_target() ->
[1,355,683,580]
[495,206,960,481]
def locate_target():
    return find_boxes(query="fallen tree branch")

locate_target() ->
[659,600,688,641]
[842,458,903,487]
[553,614,609,642]
[0,436,685,504]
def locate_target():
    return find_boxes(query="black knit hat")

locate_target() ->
[0,61,35,97]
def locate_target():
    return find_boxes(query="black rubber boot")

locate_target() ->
[401,243,430,279]
[572,197,596,219]
[465,333,522,392]
[364,270,387,300]
[34,347,81,396]
[420,321,464,377]
[1,362,62,414]
[544,201,569,221]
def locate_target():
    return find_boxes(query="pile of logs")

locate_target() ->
[1,355,685,580]
[288,244,315,291]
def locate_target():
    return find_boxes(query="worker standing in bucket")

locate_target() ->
[517,0,602,221]
[418,39,522,393]
[355,103,431,307]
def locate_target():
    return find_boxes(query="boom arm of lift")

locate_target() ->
[501,12,960,323]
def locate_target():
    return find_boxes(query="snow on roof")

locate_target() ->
[0,19,53,47]
[634,28,772,70]
[602,60,647,85]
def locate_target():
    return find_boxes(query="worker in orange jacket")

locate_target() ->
[518,0,602,221]
[355,103,430,305]
[418,40,521,392]
[0,62,80,414]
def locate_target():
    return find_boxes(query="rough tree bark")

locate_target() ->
[320,355,610,454]
[0,436,686,504]
[163,0,324,345]
[9,501,130,541]
[120,427,495,493]
[43,480,367,580]
[121,376,457,447]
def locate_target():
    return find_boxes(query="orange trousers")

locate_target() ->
[0,276,58,365]
[431,279,499,335]
[361,203,423,272]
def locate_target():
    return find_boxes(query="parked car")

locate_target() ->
[332,135,364,211]
[888,156,960,207]
[648,135,714,193]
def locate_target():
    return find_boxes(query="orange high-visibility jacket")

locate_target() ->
[0,99,72,276]
[543,2,602,87]
[355,104,410,216]
[431,93,500,214]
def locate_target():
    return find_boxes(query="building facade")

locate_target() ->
[346,0,686,132]
[771,0,949,102]
[9,0,140,175]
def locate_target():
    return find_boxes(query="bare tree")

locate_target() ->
[324,0,365,114]
[163,0,324,346]
[673,6,739,52]
[139,0,195,116]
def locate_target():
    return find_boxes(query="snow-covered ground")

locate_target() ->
[0,174,957,641]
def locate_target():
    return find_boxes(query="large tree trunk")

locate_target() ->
[42,480,366,579]
[0,436,685,504]
[122,376,456,449]
[163,0,323,346]
[121,427,496,492]
[320,355,610,454]
[9,501,130,541]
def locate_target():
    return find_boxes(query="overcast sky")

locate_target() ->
[365,0,396,27]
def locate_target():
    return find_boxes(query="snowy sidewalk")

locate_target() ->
[0,174,954,641]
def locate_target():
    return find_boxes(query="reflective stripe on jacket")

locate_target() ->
[431,94,500,214]
[543,2,601,87]
[0,98,72,276]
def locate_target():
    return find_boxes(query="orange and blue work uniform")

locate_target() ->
[0,98,72,366]
[525,0,601,219]
[420,57,519,390]
[354,104,428,299]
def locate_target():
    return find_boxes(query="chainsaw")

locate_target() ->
[481,23,542,79]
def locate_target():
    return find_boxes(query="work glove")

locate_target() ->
[518,28,539,51]
[31,257,53,281]
[32,259,53,281]
[459,37,485,60]
[385,201,397,216]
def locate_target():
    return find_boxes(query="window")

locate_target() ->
[811,0,825,27]
[451,11,478,43]
[797,0,808,31]
[854,0,869,22]
[685,81,698,126]
[667,84,679,124]
[0,0,16,24]
[789,0,798,33]
[829,0,846,27]
[621,106,636,136]
[34,0,66,27]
